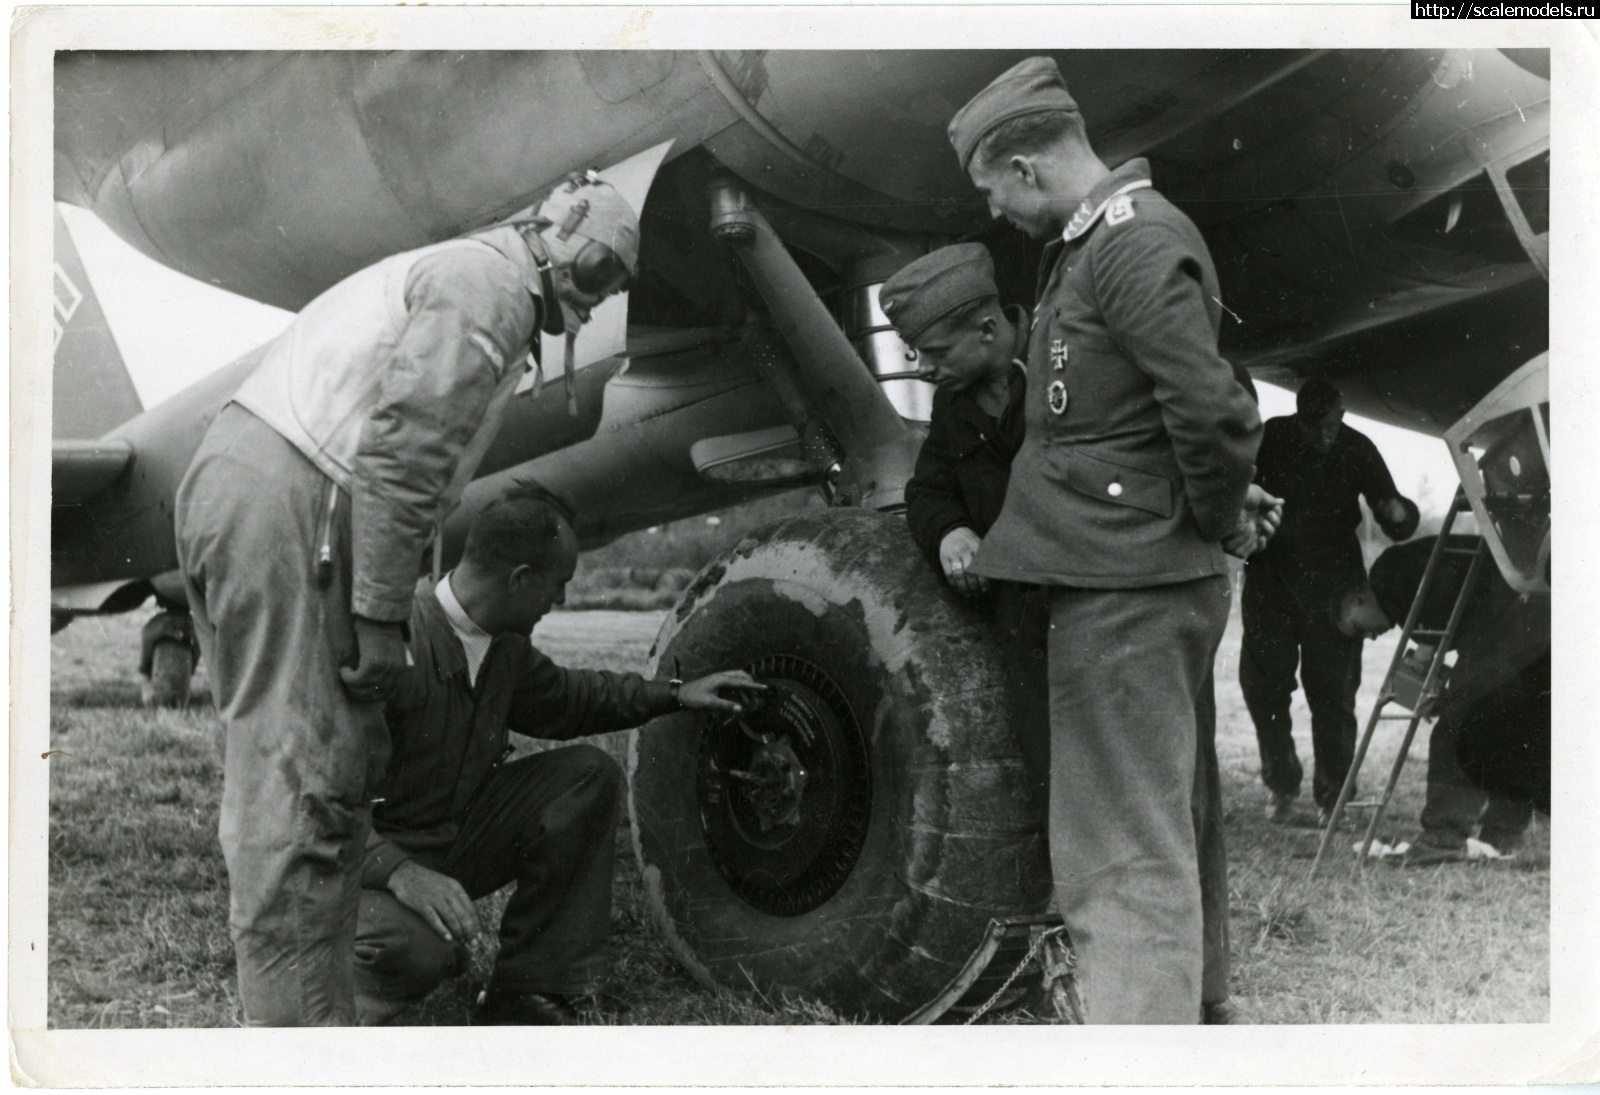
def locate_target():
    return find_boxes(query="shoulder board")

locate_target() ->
[1103,193,1138,228]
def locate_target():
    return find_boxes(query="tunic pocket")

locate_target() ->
[1057,449,1173,518]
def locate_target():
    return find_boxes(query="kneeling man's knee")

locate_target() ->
[353,889,464,1009]
[566,743,623,804]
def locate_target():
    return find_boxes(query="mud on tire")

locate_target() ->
[627,509,1049,1021]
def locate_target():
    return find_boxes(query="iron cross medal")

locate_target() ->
[1048,339,1069,414]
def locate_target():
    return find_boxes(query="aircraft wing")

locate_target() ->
[52,439,133,505]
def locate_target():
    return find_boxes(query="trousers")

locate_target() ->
[1453,654,1551,815]
[354,744,622,1022]
[1418,715,1533,852]
[1193,667,1233,1007]
[175,404,390,1026]
[991,581,1054,814]
[998,581,1231,1007]
[1046,576,1231,1024]
[1239,565,1363,810]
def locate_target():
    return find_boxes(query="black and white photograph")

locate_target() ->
[13,6,1598,1086]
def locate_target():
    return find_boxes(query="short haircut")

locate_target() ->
[923,295,1002,340]
[973,109,1088,170]
[1330,581,1372,625]
[1297,377,1343,420]
[461,479,578,574]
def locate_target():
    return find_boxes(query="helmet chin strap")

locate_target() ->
[518,225,581,417]
[516,225,568,337]
[562,329,579,418]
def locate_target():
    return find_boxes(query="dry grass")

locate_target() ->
[46,596,1547,1027]
[1212,594,1551,1025]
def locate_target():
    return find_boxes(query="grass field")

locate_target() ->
[565,489,822,610]
[46,584,1548,1027]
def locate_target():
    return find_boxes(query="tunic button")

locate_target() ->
[1107,482,1123,497]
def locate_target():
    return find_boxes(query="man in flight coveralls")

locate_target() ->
[174,175,640,1025]
[949,57,1264,1023]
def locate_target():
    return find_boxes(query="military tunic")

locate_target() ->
[973,159,1260,588]
[971,158,1261,1024]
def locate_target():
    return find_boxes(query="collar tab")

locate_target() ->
[1062,159,1155,243]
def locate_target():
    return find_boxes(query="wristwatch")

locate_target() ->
[668,678,684,708]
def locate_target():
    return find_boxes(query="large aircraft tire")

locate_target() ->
[627,508,1050,1021]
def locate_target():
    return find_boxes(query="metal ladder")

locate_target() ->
[1309,491,1489,878]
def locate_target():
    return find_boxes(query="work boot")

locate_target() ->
[1266,792,1297,824]
[1397,834,1467,866]
[472,989,582,1026]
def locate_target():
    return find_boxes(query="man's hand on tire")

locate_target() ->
[386,860,480,944]
[938,527,989,597]
[340,617,406,702]
[678,671,767,715]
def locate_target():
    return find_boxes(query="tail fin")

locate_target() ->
[54,205,142,439]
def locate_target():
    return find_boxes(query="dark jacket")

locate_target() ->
[972,158,1262,588]
[1249,414,1419,593]
[903,309,1029,569]
[362,580,674,884]
[1368,536,1549,712]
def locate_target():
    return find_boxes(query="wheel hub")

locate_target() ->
[727,737,808,832]
[696,655,872,916]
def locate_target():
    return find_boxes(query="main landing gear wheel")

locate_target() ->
[139,609,197,708]
[144,642,195,708]
[627,509,1050,1021]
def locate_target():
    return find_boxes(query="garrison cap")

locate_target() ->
[1365,548,1412,628]
[947,56,1079,170]
[879,243,997,344]
[536,173,641,273]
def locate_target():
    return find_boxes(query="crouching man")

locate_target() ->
[1336,534,1549,863]
[354,482,762,1025]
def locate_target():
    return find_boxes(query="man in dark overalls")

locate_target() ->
[891,244,1049,804]
[1242,378,1418,826]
